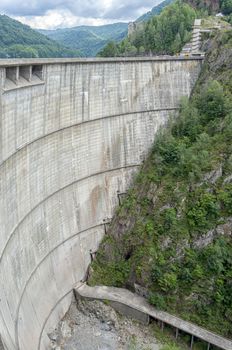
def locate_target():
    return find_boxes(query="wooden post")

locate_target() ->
[207,343,210,350]
[161,321,164,332]
[103,218,111,234]
[117,190,122,205]
[190,335,194,350]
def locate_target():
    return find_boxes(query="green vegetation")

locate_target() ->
[160,345,181,350]
[220,0,232,24]
[89,29,232,338]
[221,0,232,15]
[98,1,196,57]
[184,0,220,14]
[0,15,81,58]
[185,0,232,22]
[39,23,128,57]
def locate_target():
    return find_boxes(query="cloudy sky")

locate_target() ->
[0,0,162,29]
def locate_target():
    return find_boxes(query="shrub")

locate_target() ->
[196,81,227,122]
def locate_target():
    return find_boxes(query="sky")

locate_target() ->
[0,0,162,29]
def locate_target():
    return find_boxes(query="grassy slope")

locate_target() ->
[0,15,81,58]
[89,29,232,338]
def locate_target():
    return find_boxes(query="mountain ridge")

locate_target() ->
[39,22,129,57]
[38,0,172,57]
[0,14,81,58]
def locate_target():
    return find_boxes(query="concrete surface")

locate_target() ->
[0,58,202,350]
[75,284,232,350]
[0,56,203,67]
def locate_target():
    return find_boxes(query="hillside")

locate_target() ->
[0,15,81,58]
[98,1,196,57]
[39,23,128,57]
[186,0,232,18]
[38,1,176,57]
[136,0,174,22]
[90,26,232,339]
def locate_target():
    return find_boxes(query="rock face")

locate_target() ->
[193,218,232,248]
[0,57,202,350]
[185,0,220,13]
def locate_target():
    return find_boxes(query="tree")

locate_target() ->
[98,41,118,57]
[221,0,232,15]
[196,81,227,122]
[97,1,196,57]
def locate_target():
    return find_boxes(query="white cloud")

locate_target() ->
[14,9,121,29]
[1,0,163,29]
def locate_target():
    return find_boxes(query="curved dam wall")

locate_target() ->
[0,57,202,350]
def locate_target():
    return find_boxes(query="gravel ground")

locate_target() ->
[49,298,161,350]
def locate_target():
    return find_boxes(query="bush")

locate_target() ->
[149,293,166,309]
[221,0,232,15]
[196,81,227,122]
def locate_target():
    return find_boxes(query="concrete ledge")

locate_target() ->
[75,284,232,350]
[0,56,204,67]
[3,80,44,92]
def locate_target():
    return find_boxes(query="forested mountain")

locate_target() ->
[0,15,81,58]
[39,0,176,57]
[136,0,174,22]
[98,1,196,57]
[39,23,128,57]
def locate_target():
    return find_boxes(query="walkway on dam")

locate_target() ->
[75,284,232,350]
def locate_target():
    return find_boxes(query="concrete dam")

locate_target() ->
[0,57,203,350]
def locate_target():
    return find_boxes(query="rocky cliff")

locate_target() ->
[185,0,220,13]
